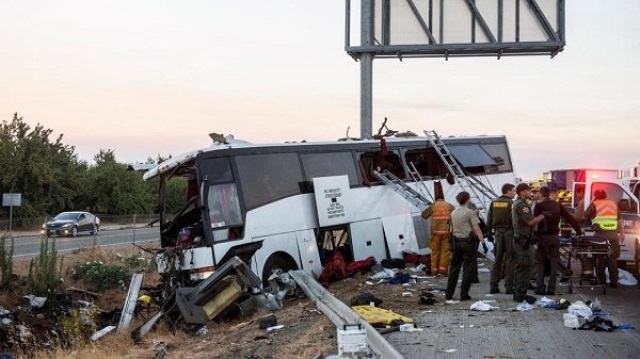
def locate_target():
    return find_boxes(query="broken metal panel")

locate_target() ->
[172,257,263,325]
[117,272,144,333]
[290,270,405,359]
[90,325,116,342]
[175,277,244,325]
[131,311,164,343]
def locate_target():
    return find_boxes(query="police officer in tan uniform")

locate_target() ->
[445,191,487,301]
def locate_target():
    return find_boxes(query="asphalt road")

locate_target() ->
[5,227,160,258]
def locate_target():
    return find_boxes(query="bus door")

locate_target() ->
[296,230,323,278]
[350,219,388,263]
[382,214,421,258]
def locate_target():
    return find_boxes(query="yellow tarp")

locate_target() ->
[352,305,413,325]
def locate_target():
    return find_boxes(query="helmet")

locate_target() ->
[593,189,607,200]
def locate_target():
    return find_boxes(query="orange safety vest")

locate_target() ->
[431,200,452,235]
[592,199,619,231]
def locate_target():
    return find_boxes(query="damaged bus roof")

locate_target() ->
[142,132,509,181]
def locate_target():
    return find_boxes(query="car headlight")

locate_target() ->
[62,223,72,228]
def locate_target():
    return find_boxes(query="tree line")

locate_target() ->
[0,113,186,228]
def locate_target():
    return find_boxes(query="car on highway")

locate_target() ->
[42,211,100,237]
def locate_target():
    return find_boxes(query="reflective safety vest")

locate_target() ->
[431,200,453,234]
[592,199,619,231]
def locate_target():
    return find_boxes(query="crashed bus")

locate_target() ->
[143,132,516,287]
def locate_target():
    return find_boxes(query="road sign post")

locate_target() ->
[2,193,22,236]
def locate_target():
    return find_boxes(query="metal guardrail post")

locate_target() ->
[93,216,97,247]
[118,272,144,332]
[289,270,405,359]
[132,212,137,244]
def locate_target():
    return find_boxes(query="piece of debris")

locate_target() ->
[90,325,116,341]
[350,293,383,307]
[266,325,285,332]
[337,324,369,357]
[470,301,492,312]
[258,314,277,329]
[22,295,47,309]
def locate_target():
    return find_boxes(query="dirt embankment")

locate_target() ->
[2,246,444,359]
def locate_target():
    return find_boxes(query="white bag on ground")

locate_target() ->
[608,268,638,286]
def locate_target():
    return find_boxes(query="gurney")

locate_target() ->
[558,235,610,294]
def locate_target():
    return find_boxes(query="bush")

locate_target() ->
[71,261,130,292]
[116,252,156,272]
[29,236,64,296]
[0,234,14,288]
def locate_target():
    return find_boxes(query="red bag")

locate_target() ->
[333,252,348,280]
[346,256,376,275]
[318,261,334,283]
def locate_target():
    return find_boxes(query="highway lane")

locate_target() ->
[6,227,161,258]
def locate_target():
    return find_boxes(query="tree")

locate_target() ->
[86,149,154,214]
[0,113,86,223]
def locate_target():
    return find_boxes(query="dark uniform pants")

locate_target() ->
[513,237,534,300]
[535,234,560,292]
[446,238,477,299]
[596,231,621,285]
[490,228,515,292]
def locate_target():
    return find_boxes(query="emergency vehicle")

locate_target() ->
[571,178,640,273]
[536,168,640,273]
[618,162,640,200]
[542,168,619,208]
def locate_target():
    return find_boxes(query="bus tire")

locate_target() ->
[262,253,298,288]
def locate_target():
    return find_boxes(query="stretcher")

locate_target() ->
[558,236,610,294]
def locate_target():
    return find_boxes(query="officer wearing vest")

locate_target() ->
[584,189,624,287]
[512,183,546,302]
[422,195,455,276]
[488,183,516,294]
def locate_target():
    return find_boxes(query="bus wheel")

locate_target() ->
[262,253,297,290]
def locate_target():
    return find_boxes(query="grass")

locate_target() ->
[5,244,339,359]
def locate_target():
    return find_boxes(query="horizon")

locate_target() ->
[2,0,639,180]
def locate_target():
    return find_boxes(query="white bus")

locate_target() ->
[143,132,516,286]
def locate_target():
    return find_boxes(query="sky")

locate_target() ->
[1,0,639,181]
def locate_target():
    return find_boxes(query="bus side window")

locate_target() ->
[359,150,404,182]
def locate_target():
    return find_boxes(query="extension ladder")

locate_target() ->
[423,130,498,217]
[372,170,432,210]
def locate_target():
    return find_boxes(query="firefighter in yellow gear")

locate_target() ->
[422,195,455,276]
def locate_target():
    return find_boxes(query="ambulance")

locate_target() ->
[539,167,639,273]
[571,177,640,273]
[618,162,640,200]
